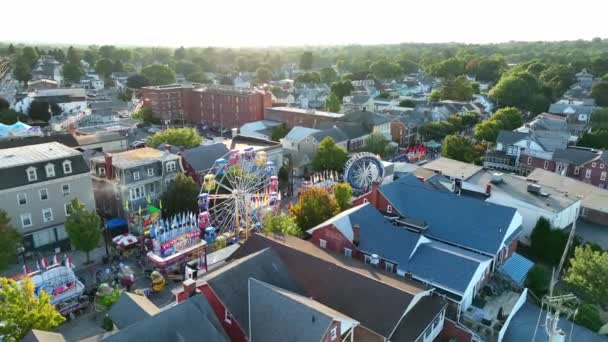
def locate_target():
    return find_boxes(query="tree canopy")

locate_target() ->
[126,74,150,89]
[330,81,354,100]
[441,135,479,163]
[565,245,608,306]
[320,67,337,83]
[439,76,474,101]
[299,51,313,70]
[0,277,65,340]
[64,199,101,264]
[289,187,339,230]
[141,64,176,86]
[262,213,301,236]
[474,107,523,142]
[332,183,352,212]
[365,132,390,156]
[312,137,348,172]
[161,173,199,217]
[591,82,608,107]
[62,63,82,84]
[146,128,202,148]
[255,67,272,84]
[28,100,52,122]
[325,93,341,113]
[0,210,19,270]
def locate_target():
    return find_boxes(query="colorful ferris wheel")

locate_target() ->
[197,147,280,240]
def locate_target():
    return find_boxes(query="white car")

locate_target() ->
[147,127,162,134]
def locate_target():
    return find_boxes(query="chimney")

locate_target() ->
[181,278,197,303]
[104,154,113,179]
[353,224,360,246]
[485,183,492,196]
[164,144,172,152]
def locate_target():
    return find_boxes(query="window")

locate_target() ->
[32,229,56,248]
[385,262,394,273]
[98,167,106,176]
[224,310,232,324]
[601,172,607,181]
[319,239,327,249]
[543,161,549,170]
[149,183,156,194]
[39,188,48,201]
[21,213,32,227]
[62,184,70,196]
[330,327,337,340]
[64,203,73,216]
[133,171,140,180]
[527,157,532,165]
[45,164,55,178]
[592,162,597,168]
[387,205,393,214]
[574,166,580,175]
[344,248,352,258]
[56,225,68,240]
[585,169,592,178]
[166,162,176,172]
[26,167,37,181]
[363,198,369,204]
[129,185,145,200]
[42,208,54,222]
[147,168,154,176]
[63,160,72,174]
[17,193,27,205]
[601,164,605,169]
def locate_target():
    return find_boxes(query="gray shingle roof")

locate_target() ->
[311,127,349,143]
[249,279,357,342]
[553,148,599,165]
[162,143,229,172]
[108,292,160,329]
[104,295,228,342]
[496,130,530,145]
[333,123,369,139]
[496,130,568,152]
[204,248,302,334]
[0,133,79,149]
[548,103,594,116]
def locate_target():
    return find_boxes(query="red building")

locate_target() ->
[141,84,272,128]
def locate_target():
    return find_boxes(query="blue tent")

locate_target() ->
[106,218,128,231]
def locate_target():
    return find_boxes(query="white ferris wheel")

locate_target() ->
[197,147,280,240]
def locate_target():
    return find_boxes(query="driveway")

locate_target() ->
[572,219,608,250]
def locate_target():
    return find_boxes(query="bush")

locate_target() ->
[575,303,604,332]
[102,315,114,331]
[525,265,549,297]
[529,217,573,265]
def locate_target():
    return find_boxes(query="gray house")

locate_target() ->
[90,148,183,221]
[0,142,95,252]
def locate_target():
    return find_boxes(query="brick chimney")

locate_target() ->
[164,144,172,152]
[104,154,113,179]
[485,183,492,196]
[181,278,197,303]
[353,224,360,246]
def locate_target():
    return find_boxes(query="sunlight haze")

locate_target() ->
[3,0,608,47]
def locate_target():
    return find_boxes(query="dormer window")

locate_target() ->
[166,162,176,172]
[98,167,106,177]
[26,167,37,182]
[63,160,72,174]
[45,164,55,178]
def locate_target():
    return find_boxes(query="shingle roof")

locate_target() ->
[379,177,518,255]
[103,295,228,342]
[0,133,79,149]
[496,130,531,146]
[284,126,321,143]
[161,143,229,172]
[249,278,358,342]
[311,127,349,143]
[333,122,369,139]
[389,295,447,342]
[108,292,160,329]
[90,147,178,169]
[229,234,432,338]
[496,130,568,152]
[342,110,392,126]
[553,148,599,166]
[204,248,302,334]
[548,103,594,116]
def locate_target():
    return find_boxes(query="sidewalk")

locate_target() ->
[0,246,108,278]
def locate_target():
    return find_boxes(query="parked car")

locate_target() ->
[130,141,146,149]
[148,127,162,134]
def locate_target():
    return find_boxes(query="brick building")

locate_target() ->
[264,107,344,129]
[141,84,272,128]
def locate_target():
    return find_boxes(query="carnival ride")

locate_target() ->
[343,152,385,192]
[197,148,280,241]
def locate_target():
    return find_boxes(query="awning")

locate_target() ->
[106,218,128,230]
[499,252,534,286]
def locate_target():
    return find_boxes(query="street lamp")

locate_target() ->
[16,244,26,265]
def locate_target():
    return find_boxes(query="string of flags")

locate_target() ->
[311,170,342,185]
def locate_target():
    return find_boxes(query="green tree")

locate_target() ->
[174,46,187,60]
[8,44,15,54]
[66,46,80,65]
[262,213,301,236]
[62,63,82,84]
[325,93,341,112]
[141,64,176,86]
[529,217,572,265]
[13,59,31,85]
[188,71,209,83]
[565,245,608,306]
[95,58,114,78]
[474,120,501,142]
[574,304,604,332]
[0,210,19,270]
[320,67,337,83]
[146,128,202,148]
[0,97,8,110]
[419,121,456,141]
[427,58,465,78]
[525,265,549,297]
[591,82,608,107]
[490,71,548,112]
[440,75,474,101]
[255,67,272,84]
[429,90,441,102]
[28,100,51,122]
[476,57,507,83]
[65,199,101,264]
[332,183,352,212]
[0,277,65,341]
[365,132,389,156]
[83,49,98,66]
[330,81,354,100]
[270,123,289,141]
[492,107,523,130]
[296,72,321,84]
[590,108,608,130]
[126,74,150,89]
[289,187,339,230]
[99,45,116,59]
[173,61,200,79]
[441,135,477,163]
[399,99,416,108]
[579,130,608,149]
[370,59,402,79]
[539,64,575,98]
[461,112,481,127]
[300,51,313,70]
[160,173,199,217]
[132,108,160,125]
[396,57,419,74]
[312,137,348,172]
[21,46,38,66]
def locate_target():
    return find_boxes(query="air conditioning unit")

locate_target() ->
[370,254,380,267]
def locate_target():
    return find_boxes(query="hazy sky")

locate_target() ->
[3,0,608,47]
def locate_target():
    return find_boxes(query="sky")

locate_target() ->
[3,0,608,48]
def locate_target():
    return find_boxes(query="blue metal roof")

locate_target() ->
[408,244,483,294]
[499,252,534,286]
[106,218,128,230]
[379,177,517,255]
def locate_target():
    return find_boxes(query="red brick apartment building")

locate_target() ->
[141,84,272,128]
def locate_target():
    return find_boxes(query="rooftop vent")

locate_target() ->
[370,254,380,267]
[528,183,550,197]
